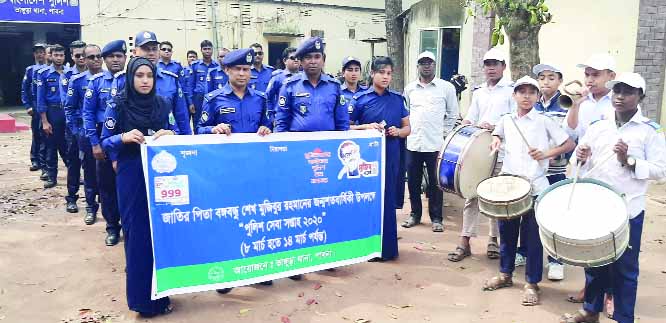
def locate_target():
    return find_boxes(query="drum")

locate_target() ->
[476,175,533,219]
[536,178,629,268]
[437,125,497,198]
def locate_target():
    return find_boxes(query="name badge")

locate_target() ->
[295,92,310,97]
[220,107,236,114]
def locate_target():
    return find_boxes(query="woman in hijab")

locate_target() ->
[101,57,179,317]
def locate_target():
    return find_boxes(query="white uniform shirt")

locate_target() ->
[570,111,666,218]
[493,108,570,195]
[404,78,459,152]
[464,77,515,126]
[564,91,614,140]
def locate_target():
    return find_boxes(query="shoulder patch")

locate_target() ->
[206,88,224,101]
[90,72,104,80]
[114,71,125,78]
[161,70,178,78]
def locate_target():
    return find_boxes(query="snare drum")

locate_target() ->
[536,178,629,268]
[477,175,533,220]
[437,125,497,198]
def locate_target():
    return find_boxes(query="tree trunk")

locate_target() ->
[506,26,541,79]
[385,0,405,91]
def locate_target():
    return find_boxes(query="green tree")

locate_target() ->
[465,0,552,79]
[385,0,405,90]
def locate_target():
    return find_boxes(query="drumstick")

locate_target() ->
[582,150,617,178]
[509,116,532,150]
[566,161,582,210]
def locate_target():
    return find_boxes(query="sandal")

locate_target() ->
[482,273,512,291]
[447,246,471,262]
[560,309,600,323]
[566,295,584,303]
[401,216,420,228]
[432,222,444,232]
[521,284,540,306]
[486,241,500,259]
[604,294,614,319]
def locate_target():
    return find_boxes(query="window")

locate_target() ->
[349,29,356,40]
[419,30,438,59]
[311,30,325,38]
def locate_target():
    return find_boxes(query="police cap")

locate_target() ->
[135,31,158,47]
[32,43,47,52]
[223,48,255,67]
[294,37,325,59]
[102,40,127,58]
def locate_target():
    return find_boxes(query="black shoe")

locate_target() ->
[216,288,233,294]
[259,280,273,286]
[368,257,386,262]
[105,232,119,246]
[288,274,303,281]
[83,211,96,225]
[39,171,48,181]
[44,179,57,189]
[29,164,40,171]
[66,201,78,213]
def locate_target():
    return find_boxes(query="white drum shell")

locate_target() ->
[477,175,533,220]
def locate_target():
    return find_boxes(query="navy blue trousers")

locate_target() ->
[29,113,45,168]
[381,139,400,260]
[584,212,644,323]
[406,150,443,223]
[499,207,543,284]
[44,106,68,180]
[191,93,204,130]
[97,158,120,233]
[117,155,169,314]
[66,132,99,209]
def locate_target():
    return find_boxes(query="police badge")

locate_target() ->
[246,52,253,63]
[111,88,117,97]
[339,95,346,105]
[299,105,307,115]
[315,41,321,50]
[168,113,176,125]
[278,96,286,107]
[67,88,74,97]
[104,117,116,130]
[61,78,68,86]
[85,89,93,99]
[201,111,209,122]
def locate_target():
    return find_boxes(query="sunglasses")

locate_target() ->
[74,53,85,59]
[160,48,172,52]
[86,54,103,60]
[288,56,299,61]
[255,51,264,55]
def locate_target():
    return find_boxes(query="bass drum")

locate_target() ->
[437,125,497,198]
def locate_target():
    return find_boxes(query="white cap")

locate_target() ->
[532,63,562,76]
[483,47,506,62]
[576,53,616,72]
[513,75,540,91]
[417,51,436,63]
[605,72,646,92]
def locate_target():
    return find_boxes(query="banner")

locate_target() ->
[141,130,385,299]
[0,0,80,24]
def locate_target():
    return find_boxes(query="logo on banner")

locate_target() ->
[337,140,378,179]
[151,150,178,174]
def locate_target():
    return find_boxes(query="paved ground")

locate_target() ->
[1,110,665,323]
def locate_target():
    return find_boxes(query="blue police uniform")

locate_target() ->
[350,87,409,260]
[206,66,229,93]
[250,64,275,92]
[158,59,189,105]
[101,57,179,315]
[265,69,297,124]
[181,66,193,107]
[83,71,122,235]
[22,62,46,170]
[64,71,99,212]
[36,65,69,183]
[188,59,220,126]
[341,83,367,103]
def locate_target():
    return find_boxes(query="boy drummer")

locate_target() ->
[483,76,574,306]
[561,73,666,323]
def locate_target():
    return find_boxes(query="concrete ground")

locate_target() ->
[1,110,665,323]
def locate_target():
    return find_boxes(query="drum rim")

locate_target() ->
[476,174,532,203]
[535,177,626,205]
[437,124,471,191]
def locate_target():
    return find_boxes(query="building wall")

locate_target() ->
[634,0,666,122]
[79,0,387,73]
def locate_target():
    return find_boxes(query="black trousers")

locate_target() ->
[406,150,443,223]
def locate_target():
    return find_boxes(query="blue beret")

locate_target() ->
[222,48,255,67]
[102,40,127,57]
[135,31,158,47]
[294,37,325,58]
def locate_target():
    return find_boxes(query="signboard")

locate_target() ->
[0,0,81,24]
[141,131,385,299]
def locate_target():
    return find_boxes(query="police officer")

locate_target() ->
[265,47,300,124]
[36,44,68,189]
[21,43,47,172]
[112,31,191,134]
[61,40,88,105]
[63,44,103,215]
[206,48,230,93]
[249,43,274,92]
[340,56,367,102]
[275,37,350,133]
[188,40,219,129]
[182,50,199,109]
[82,40,127,246]
[34,46,53,181]
[157,41,183,75]
[197,48,271,136]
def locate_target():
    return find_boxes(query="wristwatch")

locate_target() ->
[626,156,636,167]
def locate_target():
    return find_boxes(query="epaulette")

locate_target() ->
[89,72,105,80]
[161,70,178,79]
[352,88,373,101]
[271,69,283,77]
[70,72,89,82]
[205,88,225,101]
[266,65,275,70]
[25,66,33,72]
[114,71,125,78]
[37,65,51,73]
[251,89,267,99]
[285,73,304,84]
[388,88,403,96]
[643,120,663,132]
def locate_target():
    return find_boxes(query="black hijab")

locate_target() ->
[116,57,169,134]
